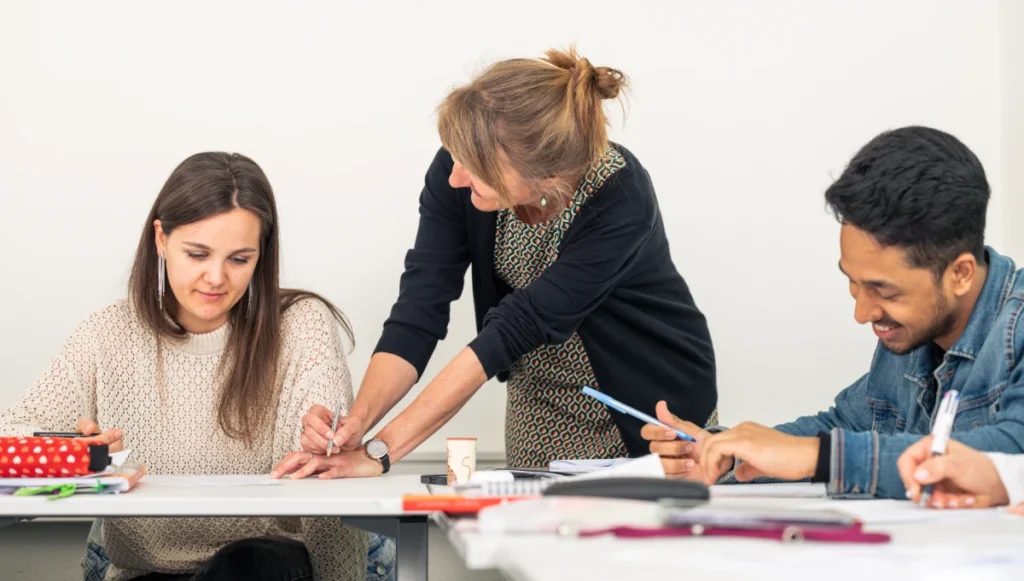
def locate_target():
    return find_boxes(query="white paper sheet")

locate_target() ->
[548,458,632,474]
[569,453,666,481]
[710,482,827,498]
[108,449,131,468]
[149,474,283,487]
[806,498,1015,524]
[591,543,1024,581]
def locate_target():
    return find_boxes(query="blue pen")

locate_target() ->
[581,386,696,442]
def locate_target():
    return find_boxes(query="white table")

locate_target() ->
[0,474,432,581]
[445,486,1024,580]
[444,484,828,570]
[495,519,1024,581]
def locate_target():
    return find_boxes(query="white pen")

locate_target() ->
[325,399,345,458]
[918,389,960,508]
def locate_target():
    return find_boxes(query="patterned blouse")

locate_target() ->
[494,146,632,467]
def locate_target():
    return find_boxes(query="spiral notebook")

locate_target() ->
[463,478,552,497]
[459,453,665,497]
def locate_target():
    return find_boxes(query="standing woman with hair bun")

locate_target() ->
[275,47,718,479]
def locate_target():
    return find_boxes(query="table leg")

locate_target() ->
[394,516,428,581]
[341,516,429,581]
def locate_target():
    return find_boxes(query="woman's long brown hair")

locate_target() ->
[128,152,352,445]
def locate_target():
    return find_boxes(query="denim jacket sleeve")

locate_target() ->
[705,374,874,486]
[824,365,1024,499]
[773,373,874,437]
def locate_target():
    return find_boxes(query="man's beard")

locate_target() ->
[881,296,958,355]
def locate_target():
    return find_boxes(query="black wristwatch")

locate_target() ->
[365,438,390,474]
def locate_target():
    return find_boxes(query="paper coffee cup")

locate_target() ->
[446,437,477,486]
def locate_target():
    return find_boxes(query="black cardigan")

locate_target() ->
[374,145,717,456]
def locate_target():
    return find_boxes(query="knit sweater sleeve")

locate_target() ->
[0,309,101,437]
[273,298,366,581]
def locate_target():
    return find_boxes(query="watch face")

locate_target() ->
[366,439,388,459]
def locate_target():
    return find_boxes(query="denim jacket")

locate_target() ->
[775,247,1024,499]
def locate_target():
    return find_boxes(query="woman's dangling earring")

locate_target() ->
[539,195,548,208]
[246,279,255,320]
[157,253,166,310]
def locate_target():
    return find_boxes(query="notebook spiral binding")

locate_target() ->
[461,478,564,497]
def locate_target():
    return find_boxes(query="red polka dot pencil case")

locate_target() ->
[0,436,111,477]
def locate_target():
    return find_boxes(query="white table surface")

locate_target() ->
[495,518,1024,581]
[0,473,429,518]
[446,486,827,570]
[448,490,1024,577]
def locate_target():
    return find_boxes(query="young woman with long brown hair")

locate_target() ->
[0,152,387,581]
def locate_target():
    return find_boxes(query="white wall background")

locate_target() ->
[1002,0,1024,261]
[0,0,1014,458]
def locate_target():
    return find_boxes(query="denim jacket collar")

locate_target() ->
[903,247,1018,385]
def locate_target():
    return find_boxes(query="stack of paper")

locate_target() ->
[462,454,667,497]
[549,458,633,474]
[0,449,145,494]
